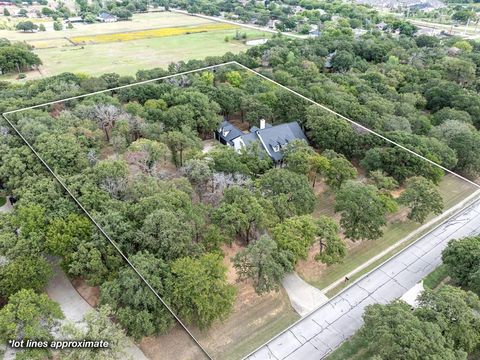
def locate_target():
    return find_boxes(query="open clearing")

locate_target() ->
[1,12,270,80]
[298,174,478,290]
[0,12,214,42]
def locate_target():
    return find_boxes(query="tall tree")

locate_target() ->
[0,256,53,299]
[315,216,346,265]
[233,235,293,295]
[442,236,480,294]
[257,169,316,220]
[335,181,391,241]
[415,286,480,354]
[60,306,129,360]
[170,253,236,329]
[272,215,318,264]
[399,176,443,223]
[357,301,464,359]
[99,252,173,340]
[0,289,64,342]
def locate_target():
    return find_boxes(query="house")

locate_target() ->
[97,12,117,22]
[66,16,84,24]
[215,119,308,164]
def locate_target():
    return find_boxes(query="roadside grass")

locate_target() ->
[423,264,449,289]
[0,196,6,207]
[69,23,238,44]
[326,333,369,360]
[305,174,477,292]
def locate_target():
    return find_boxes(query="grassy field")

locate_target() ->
[0,197,6,207]
[1,11,270,81]
[301,174,478,291]
[0,12,213,42]
[69,23,238,44]
[23,29,268,79]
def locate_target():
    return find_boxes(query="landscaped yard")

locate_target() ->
[298,174,478,292]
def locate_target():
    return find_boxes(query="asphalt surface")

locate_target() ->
[246,197,480,360]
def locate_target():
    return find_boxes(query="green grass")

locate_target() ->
[0,197,6,207]
[305,175,477,292]
[2,29,270,81]
[423,264,449,289]
[326,333,369,360]
[222,310,300,360]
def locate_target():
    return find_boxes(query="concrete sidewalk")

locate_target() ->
[282,273,328,316]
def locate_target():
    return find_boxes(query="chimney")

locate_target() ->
[260,118,266,130]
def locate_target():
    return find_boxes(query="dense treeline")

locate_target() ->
[0,39,41,75]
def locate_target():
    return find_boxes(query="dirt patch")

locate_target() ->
[140,241,297,360]
[140,326,206,360]
[71,278,100,307]
[227,114,251,132]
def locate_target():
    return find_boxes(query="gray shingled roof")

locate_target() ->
[217,120,244,144]
[256,122,308,161]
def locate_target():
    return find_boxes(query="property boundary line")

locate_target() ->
[2,60,479,360]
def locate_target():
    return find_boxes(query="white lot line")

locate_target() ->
[170,9,308,39]
[234,62,480,189]
[2,60,480,360]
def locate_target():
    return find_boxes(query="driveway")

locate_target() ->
[46,263,148,360]
[282,273,328,316]
[246,196,480,360]
[0,196,13,213]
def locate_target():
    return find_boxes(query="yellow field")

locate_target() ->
[70,23,238,44]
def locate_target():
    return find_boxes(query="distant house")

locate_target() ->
[215,119,308,164]
[66,16,84,24]
[97,12,117,22]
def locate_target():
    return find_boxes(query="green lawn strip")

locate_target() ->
[307,175,477,291]
[0,197,5,207]
[326,333,370,360]
[222,311,300,360]
[324,216,445,298]
[423,264,449,290]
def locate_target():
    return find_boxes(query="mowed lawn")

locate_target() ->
[7,29,269,80]
[301,174,478,291]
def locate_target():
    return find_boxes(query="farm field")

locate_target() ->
[1,11,270,81]
[0,12,214,42]
[299,174,478,290]
[24,29,268,79]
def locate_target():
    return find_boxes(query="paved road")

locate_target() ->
[246,197,480,360]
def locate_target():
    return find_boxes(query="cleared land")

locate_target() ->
[1,12,270,80]
[298,174,478,291]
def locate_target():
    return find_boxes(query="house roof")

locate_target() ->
[217,120,307,162]
[217,120,244,144]
[97,12,117,20]
[256,122,307,161]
